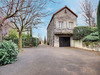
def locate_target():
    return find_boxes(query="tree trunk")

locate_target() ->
[0,27,2,42]
[89,17,91,26]
[30,27,32,37]
[18,31,22,51]
[0,18,7,43]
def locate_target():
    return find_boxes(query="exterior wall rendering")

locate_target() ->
[47,6,78,47]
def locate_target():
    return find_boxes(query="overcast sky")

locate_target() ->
[33,0,99,40]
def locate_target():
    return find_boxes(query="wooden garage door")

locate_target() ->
[59,37,70,47]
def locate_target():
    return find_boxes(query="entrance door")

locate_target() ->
[59,37,70,47]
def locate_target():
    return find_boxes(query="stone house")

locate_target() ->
[47,6,78,47]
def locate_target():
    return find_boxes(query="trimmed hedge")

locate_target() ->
[0,40,18,66]
[82,32,99,42]
[22,37,40,47]
[4,37,40,47]
[73,26,97,40]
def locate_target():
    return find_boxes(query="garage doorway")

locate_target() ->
[59,37,70,47]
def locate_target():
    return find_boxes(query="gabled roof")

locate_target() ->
[47,6,78,29]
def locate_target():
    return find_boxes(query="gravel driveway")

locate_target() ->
[0,44,100,75]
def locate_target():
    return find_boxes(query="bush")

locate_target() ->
[47,41,49,45]
[82,35,99,42]
[3,33,40,47]
[33,38,40,47]
[73,26,97,40]
[82,32,99,42]
[90,31,99,36]
[7,29,18,40]
[44,37,46,44]
[22,33,29,39]
[0,40,18,66]
[22,37,40,47]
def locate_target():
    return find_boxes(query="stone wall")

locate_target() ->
[47,7,77,47]
[54,8,77,30]
[54,35,59,47]
[73,40,100,52]
[47,18,54,46]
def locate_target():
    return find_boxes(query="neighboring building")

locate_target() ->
[47,6,78,47]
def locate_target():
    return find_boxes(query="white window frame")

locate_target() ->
[69,22,73,29]
[58,21,63,29]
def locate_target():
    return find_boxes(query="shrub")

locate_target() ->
[90,31,99,36]
[47,41,49,45]
[82,32,99,42]
[4,33,40,47]
[82,35,99,42]
[13,38,18,45]
[22,33,29,39]
[7,29,18,40]
[22,37,40,47]
[0,40,18,66]
[44,37,46,44]
[33,38,40,47]
[73,26,97,40]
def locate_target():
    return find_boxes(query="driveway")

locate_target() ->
[0,45,100,75]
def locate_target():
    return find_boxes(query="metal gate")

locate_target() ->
[59,37,70,47]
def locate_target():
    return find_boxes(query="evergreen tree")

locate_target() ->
[97,0,100,41]
[44,37,46,44]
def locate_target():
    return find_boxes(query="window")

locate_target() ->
[69,22,73,29]
[59,21,63,29]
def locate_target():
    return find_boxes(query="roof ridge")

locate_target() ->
[54,5,78,17]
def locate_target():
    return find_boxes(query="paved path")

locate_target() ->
[0,45,100,75]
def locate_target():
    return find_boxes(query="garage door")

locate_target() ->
[59,37,70,47]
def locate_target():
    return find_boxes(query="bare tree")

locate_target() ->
[0,0,33,42]
[10,0,52,51]
[0,15,9,37]
[80,0,97,27]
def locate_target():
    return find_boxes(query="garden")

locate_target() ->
[0,0,47,66]
[72,0,100,50]
[0,0,100,67]
[73,26,100,51]
[0,28,40,66]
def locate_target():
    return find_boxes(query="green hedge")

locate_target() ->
[82,32,99,42]
[0,40,18,66]
[4,37,40,47]
[34,38,40,47]
[73,26,97,40]
[23,37,40,47]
